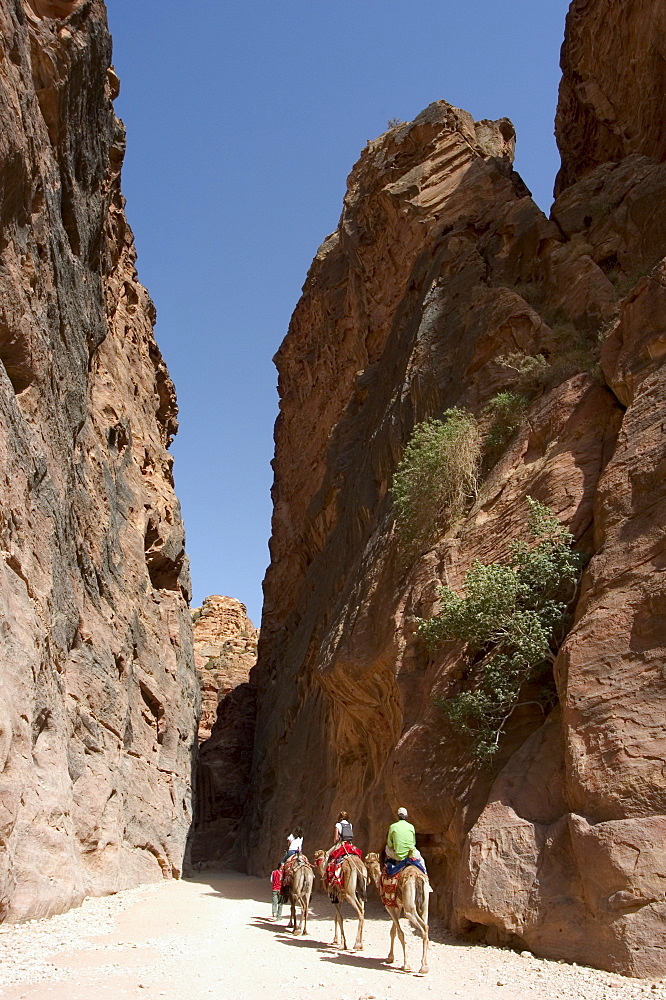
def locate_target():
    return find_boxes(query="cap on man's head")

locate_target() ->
[397,807,408,818]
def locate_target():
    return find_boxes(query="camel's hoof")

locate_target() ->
[417,968,429,976]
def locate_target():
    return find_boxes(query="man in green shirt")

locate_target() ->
[385,807,428,876]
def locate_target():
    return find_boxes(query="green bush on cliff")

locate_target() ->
[497,352,550,395]
[392,410,481,544]
[418,498,583,764]
[483,392,529,467]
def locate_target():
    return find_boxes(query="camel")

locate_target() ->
[283,857,314,935]
[313,849,367,951]
[365,852,430,974]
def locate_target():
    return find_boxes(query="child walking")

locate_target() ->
[270,867,283,920]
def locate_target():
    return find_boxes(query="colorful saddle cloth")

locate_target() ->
[325,843,363,891]
[281,853,312,889]
[379,859,427,909]
[379,869,402,909]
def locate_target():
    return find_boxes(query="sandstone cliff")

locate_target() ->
[0,0,198,920]
[237,0,666,978]
[191,597,257,867]
[192,595,257,742]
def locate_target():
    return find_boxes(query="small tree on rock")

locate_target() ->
[418,498,584,763]
[392,410,481,545]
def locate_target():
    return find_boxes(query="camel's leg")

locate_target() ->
[418,887,430,973]
[344,892,364,951]
[385,915,397,964]
[355,901,365,952]
[292,895,300,934]
[332,906,342,947]
[337,904,349,951]
[419,927,430,975]
[302,882,312,936]
[392,912,408,971]
[340,909,348,951]
[404,892,428,974]
[290,895,297,933]
[297,894,308,936]
[390,895,410,973]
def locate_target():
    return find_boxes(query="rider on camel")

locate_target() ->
[385,806,429,878]
[333,811,354,847]
[324,810,355,866]
[323,810,363,888]
[280,826,304,865]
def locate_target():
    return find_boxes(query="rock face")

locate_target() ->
[192,595,257,742]
[555,0,666,194]
[191,597,257,866]
[0,0,197,921]
[236,0,666,978]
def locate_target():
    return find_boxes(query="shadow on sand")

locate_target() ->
[184,868,268,905]
[260,928,400,974]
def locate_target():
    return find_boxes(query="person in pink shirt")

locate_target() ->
[270,867,284,920]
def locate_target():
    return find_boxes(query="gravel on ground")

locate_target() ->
[0,870,664,1000]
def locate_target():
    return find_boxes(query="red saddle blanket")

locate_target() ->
[379,864,424,909]
[281,854,312,889]
[379,869,401,909]
[325,843,363,890]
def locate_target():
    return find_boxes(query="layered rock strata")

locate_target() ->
[238,0,666,978]
[0,0,197,921]
[192,595,257,742]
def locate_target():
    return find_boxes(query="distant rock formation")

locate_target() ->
[190,596,257,867]
[0,0,197,921]
[192,595,258,742]
[234,0,666,979]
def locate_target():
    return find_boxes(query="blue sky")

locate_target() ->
[107,0,571,626]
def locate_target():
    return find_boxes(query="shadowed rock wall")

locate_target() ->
[0,0,198,920]
[237,0,666,978]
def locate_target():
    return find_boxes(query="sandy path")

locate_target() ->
[0,871,663,1000]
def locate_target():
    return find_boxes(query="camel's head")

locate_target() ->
[312,850,327,887]
[364,852,381,880]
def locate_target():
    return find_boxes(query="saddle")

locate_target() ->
[325,843,363,890]
[379,861,423,910]
[281,853,312,889]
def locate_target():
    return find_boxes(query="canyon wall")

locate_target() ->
[0,0,198,921]
[238,0,666,978]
